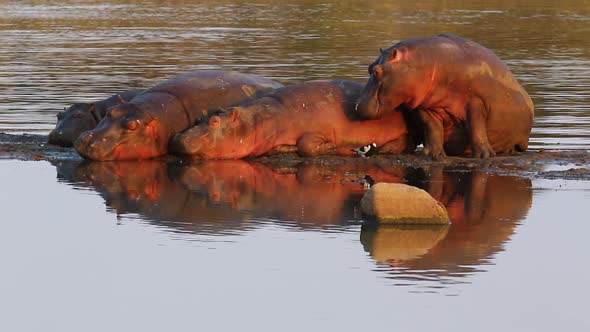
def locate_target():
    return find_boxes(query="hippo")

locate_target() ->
[48,89,143,147]
[170,80,416,159]
[355,33,534,159]
[74,70,283,160]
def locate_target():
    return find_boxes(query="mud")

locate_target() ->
[1,132,589,180]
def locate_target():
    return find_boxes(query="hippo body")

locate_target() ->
[355,33,534,159]
[170,80,416,159]
[48,89,143,147]
[74,70,283,160]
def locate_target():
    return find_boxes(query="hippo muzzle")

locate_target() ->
[74,130,120,160]
[355,77,383,120]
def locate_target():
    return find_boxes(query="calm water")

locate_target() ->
[1,1,590,331]
[1,159,590,331]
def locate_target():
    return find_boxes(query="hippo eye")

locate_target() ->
[125,119,140,131]
[371,65,384,80]
[73,112,84,118]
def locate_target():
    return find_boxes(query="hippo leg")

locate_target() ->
[297,133,337,157]
[467,98,496,158]
[418,108,446,160]
[424,164,444,201]
[465,170,487,220]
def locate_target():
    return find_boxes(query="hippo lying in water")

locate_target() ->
[355,33,534,159]
[48,89,143,147]
[169,80,416,159]
[74,70,283,160]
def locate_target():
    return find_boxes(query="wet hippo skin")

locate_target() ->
[170,80,416,159]
[48,89,144,147]
[356,33,534,160]
[74,70,283,160]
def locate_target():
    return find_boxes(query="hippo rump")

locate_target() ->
[355,33,534,159]
[169,80,416,159]
[74,70,283,160]
[48,89,144,147]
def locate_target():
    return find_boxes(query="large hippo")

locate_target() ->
[48,89,144,147]
[170,80,416,159]
[74,70,283,160]
[355,33,534,159]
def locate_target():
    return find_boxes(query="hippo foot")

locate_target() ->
[422,146,447,161]
[471,143,496,159]
[297,133,337,157]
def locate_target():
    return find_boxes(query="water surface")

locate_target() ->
[1,159,589,331]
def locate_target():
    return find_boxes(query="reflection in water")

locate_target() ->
[54,159,408,231]
[361,168,532,290]
[1,1,589,148]
[53,159,532,289]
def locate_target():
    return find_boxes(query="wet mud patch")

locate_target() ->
[1,133,588,180]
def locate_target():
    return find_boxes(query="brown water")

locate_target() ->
[1,0,589,149]
[1,1,590,331]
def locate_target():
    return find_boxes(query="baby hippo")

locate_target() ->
[170,80,416,159]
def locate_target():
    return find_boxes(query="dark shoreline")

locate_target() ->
[1,132,589,180]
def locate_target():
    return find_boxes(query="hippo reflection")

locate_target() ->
[54,159,532,285]
[360,167,532,284]
[54,159,412,231]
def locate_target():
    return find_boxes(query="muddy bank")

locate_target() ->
[1,132,589,180]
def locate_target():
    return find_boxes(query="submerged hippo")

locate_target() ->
[355,33,534,159]
[74,70,283,160]
[48,89,143,147]
[170,80,416,159]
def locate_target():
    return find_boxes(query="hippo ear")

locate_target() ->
[388,49,401,63]
[379,48,383,53]
[117,95,125,104]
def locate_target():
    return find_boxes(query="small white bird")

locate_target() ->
[352,175,376,190]
[352,143,378,158]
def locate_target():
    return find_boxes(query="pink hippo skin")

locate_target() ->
[169,80,416,159]
[74,70,283,161]
[355,33,534,160]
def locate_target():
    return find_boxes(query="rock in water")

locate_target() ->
[360,183,450,224]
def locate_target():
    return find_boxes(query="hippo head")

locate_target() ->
[74,103,164,161]
[48,103,100,147]
[356,47,415,119]
[170,107,255,159]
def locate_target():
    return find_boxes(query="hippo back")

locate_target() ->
[147,70,284,124]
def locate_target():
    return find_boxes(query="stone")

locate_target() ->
[361,183,450,224]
